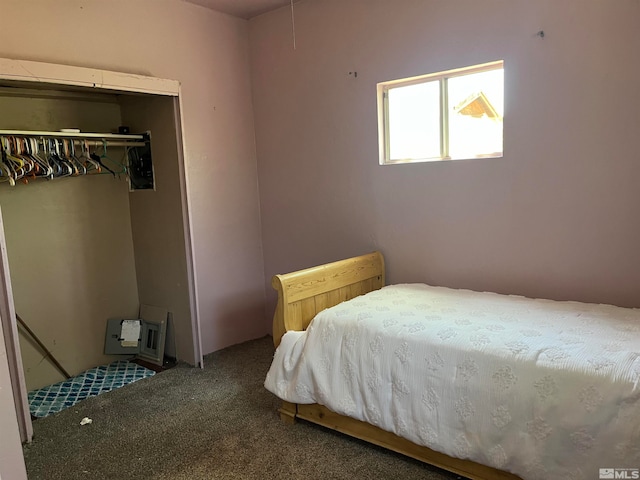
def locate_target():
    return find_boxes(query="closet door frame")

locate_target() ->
[0,57,203,443]
[0,207,31,443]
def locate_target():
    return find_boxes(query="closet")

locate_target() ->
[0,58,200,443]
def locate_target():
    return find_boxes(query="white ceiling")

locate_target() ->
[183,0,291,19]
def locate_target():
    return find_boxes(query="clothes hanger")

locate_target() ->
[0,137,17,186]
[55,139,74,177]
[8,137,27,180]
[30,138,54,179]
[47,139,74,177]
[0,135,139,185]
[1,136,25,184]
[78,140,101,174]
[90,140,120,177]
[59,139,76,176]
[67,140,87,176]
[13,137,37,183]
[46,138,64,177]
[61,139,83,176]
[0,159,14,185]
[31,138,53,178]
[102,139,127,176]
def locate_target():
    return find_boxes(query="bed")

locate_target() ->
[264,252,640,480]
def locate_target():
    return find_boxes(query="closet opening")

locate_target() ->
[0,60,201,444]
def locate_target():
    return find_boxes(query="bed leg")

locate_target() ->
[279,401,297,424]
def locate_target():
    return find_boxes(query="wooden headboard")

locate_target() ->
[271,252,385,346]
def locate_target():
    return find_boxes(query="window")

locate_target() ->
[377,61,504,164]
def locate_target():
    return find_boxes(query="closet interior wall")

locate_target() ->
[0,87,139,390]
[0,86,187,391]
[119,95,191,365]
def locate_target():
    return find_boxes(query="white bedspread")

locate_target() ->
[265,284,640,480]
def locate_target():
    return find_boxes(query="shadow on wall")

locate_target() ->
[205,291,269,355]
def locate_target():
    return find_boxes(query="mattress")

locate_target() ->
[265,284,640,480]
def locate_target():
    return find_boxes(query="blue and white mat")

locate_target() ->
[28,360,155,418]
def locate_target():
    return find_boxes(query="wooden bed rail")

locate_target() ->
[271,251,385,346]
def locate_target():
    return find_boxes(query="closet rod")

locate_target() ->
[72,140,146,148]
[0,129,144,141]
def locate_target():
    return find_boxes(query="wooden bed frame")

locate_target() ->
[271,252,521,480]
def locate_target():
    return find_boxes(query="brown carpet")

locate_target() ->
[23,336,465,479]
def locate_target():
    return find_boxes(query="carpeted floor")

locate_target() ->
[23,336,465,479]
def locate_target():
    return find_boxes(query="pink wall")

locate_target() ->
[0,0,267,356]
[250,0,640,321]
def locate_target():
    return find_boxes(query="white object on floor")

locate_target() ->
[120,320,141,347]
[80,417,92,426]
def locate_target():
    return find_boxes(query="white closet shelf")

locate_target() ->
[0,130,145,141]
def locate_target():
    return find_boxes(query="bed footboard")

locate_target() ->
[271,251,385,347]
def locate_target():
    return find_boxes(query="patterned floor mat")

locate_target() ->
[28,360,155,418]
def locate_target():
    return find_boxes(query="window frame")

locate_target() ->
[377,60,504,165]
